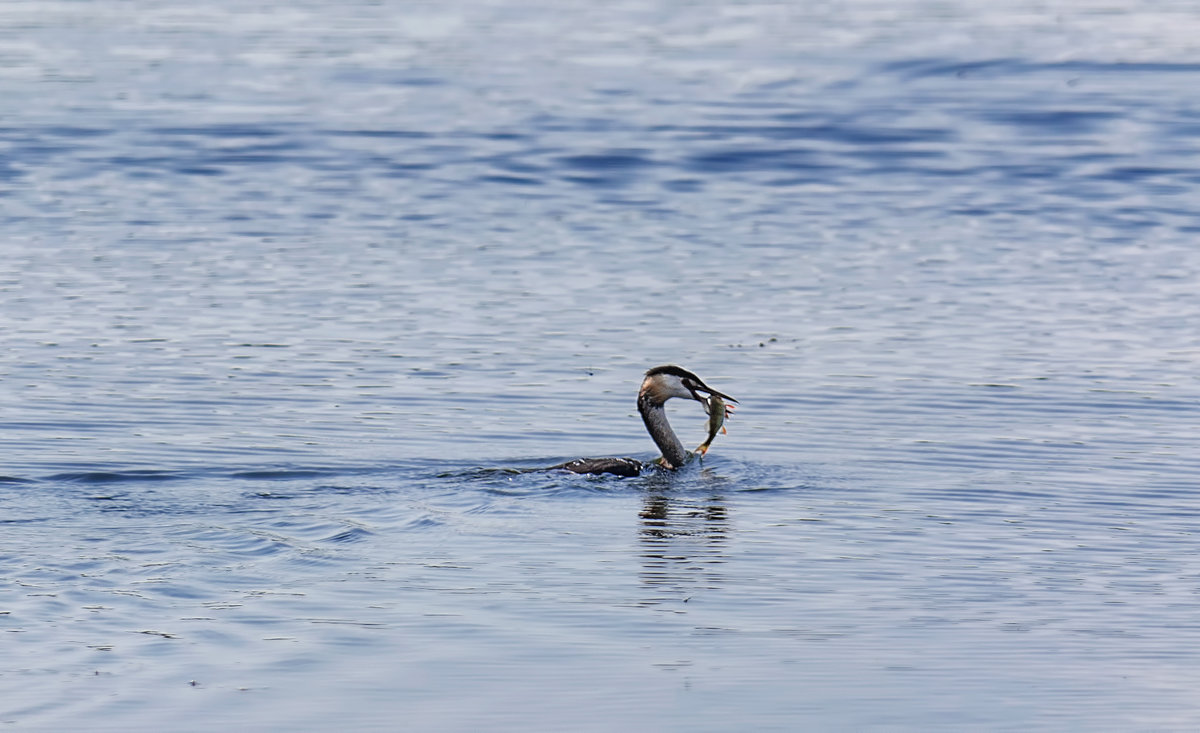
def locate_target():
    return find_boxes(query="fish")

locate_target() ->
[696,394,734,456]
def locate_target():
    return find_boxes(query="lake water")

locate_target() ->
[4,1,1200,730]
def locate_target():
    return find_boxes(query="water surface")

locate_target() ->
[4,1,1200,730]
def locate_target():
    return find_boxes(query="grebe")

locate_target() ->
[553,365,736,477]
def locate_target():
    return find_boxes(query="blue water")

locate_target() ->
[5,1,1200,730]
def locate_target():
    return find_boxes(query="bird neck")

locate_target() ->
[637,393,689,469]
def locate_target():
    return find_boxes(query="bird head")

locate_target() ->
[639,365,737,406]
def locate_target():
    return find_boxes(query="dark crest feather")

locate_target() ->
[645,365,701,382]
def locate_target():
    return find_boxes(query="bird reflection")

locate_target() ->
[637,490,728,607]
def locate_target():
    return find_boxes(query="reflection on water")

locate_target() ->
[638,490,727,606]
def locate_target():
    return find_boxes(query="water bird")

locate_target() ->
[552,365,737,477]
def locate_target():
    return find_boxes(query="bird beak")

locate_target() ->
[709,388,738,404]
[692,381,737,404]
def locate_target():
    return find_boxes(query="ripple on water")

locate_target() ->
[46,470,185,484]
[5,0,1200,730]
